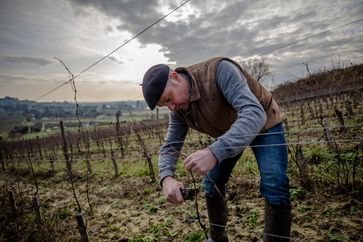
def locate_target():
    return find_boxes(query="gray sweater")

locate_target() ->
[158,60,266,182]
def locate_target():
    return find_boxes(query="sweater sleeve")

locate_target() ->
[158,111,189,183]
[208,60,267,162]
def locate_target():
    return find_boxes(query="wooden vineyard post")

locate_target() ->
[60,121,90,242]
[308,102,315,119]
[300,104,305,125]
[295,144,311,188]
[283,118,289,132]
[61,122,72,176]
[108,139,119,178]
[76,213,89,242]
[334,108,346,132]
[116,111,125,157]
[146,155,155,183]
[318,101,324,118]
[135,132,156,183]
[84,131,92,174]
[319,118,338,150]
[345,100,354,118]
[50,155,55,174]
[32,195,42,224]
[36,136,43,161]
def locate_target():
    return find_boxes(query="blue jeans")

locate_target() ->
[203,123,291,206]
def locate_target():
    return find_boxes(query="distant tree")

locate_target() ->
[23,111,33,122]
[240,58,271,82]
[31,122,42,132]
[10,126,28,136]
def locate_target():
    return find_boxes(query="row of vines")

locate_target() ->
[0,89,362,241]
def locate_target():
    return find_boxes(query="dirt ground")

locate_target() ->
[0,169,362,242]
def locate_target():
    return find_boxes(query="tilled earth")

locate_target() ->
[0,171,362,241]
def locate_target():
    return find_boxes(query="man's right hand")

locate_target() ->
[162,176,184,204]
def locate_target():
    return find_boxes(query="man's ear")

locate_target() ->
[170,71,181,83]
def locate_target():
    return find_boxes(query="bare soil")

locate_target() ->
[1,170,362,242]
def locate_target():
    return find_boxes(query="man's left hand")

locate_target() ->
[183,148,217,175]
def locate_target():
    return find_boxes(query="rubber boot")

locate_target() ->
[264,202,292,242]
[205,196,229,242]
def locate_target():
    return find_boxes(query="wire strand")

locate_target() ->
[259,18,363,56]
[34,0,192,101]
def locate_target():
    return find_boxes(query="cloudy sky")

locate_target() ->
[0,0,362,102]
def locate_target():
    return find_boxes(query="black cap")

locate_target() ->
[142,64,169,110]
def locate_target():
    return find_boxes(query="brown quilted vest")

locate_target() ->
[174,57,283,138]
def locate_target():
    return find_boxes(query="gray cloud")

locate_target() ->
[69,0,161,33]
[67,0,363,71]
[1,55,54,66]
[0,74,28,84]
[104,25,113,34]
[108,56,124,65]
[0,73,62,84]
[0,0,349,92]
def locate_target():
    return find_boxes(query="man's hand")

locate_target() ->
[183,148,217,175]
[162,176,184,204]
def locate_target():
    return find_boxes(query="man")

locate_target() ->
[142,57,291,242]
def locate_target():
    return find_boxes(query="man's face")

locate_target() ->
[156,72,190,111]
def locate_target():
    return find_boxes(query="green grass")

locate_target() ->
[183,230,205,242]
[327,230,348,241]
[130,219,175,242]
[244,209,260,229]
[21,132,50,140]
[58,208,73,220]
[323,208,337,218]
[232,149,259,177]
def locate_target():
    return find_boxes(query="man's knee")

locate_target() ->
[260,175,290,205]
[203,177,226,197]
